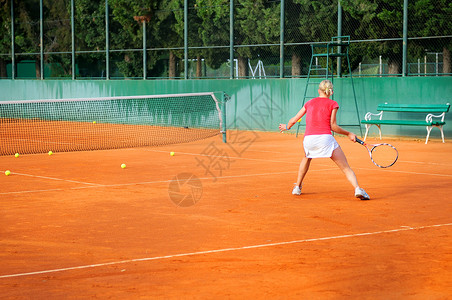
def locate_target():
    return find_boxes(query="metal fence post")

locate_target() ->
[71,0,75,80]
[337,0,342,77]
[40,0,44,80]
[230,0,234,79]
[435,52,439,76]
[11,0,15,80]
[184,0,188,80]
[143,21,147,80]
[279,0,284,78]
[402,0,408,77]
[105,0,110,80]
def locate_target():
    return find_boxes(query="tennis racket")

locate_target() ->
[355,138,398,168]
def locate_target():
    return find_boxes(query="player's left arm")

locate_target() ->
[330,108,356,142]
[279,106,306,131]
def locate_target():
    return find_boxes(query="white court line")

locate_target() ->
[140,149,300,165]
[355,167,452,178]
[246,149,289,154]
[2,150,451,195]
[0,223,450,279]
[399,160,452,166]
[141,148,452,172]
[2,163,451,195]
[0,170,338,195]
[1,171,103,186]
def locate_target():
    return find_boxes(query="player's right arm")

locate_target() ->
[330,108,356,142]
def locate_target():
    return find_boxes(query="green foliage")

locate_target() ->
[410,0,452,52]
[341,0,405,73]
[42,0,72,76]
[14,0,40,54]
[109,0,146,77]
[0,0,450,78]
[0,0,11,54]
[194,0,229,69]
[74,0,106,50]
[154,0,183,49]
[235,0,280,58]
[293,0,336,42]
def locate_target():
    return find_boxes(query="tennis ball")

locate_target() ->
[5,170,11,176]
[14,153,19,158]
[170,152,175,156]
[93,121,96,124]
[121,163,126,169]
[48,151,53,155]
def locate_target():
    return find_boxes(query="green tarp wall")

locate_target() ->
[1,77,451,140]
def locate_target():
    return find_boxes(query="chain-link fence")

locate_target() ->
[0,0,451,79]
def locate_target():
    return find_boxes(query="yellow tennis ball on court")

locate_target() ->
[170,152,175,156]
[121,163,126,169]
[48,151,53,155]
[14,153,19,158]
[93,121,96,124]
[5,170,11,176]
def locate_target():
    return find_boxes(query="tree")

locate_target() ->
[171,0,207,78]
[109,0,149,78]
[43,0,72,77]
[284,0,305,76]
[0,0,11,77]
[294,0,337,42]
[72,0,107,77]
[153,0,185,78]
[291,0,337,76]
[0,0,71,78]
[234,0,280,77]
[341,0,405,74]
[75,0,164,78]
[194,0,230,77]
[13,0,41,78]
[411,0,452,74]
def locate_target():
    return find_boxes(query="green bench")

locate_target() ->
[361,103,450,144]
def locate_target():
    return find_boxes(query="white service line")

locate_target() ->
[4,171,104,186]
[398,160,452,166]
[355,167,452,178]
[140,148,301,165]
[0,169,337,195]
[141,148,452,171]
[0,222,450,279]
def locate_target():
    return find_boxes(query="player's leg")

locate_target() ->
[330,146,369,200]
[330,146,358,188]
[297,156,312,186]
[292,156,311,195]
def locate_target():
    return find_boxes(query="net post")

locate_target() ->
[221,92,227,143]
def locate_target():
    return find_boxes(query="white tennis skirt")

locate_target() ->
[303,134,339,158]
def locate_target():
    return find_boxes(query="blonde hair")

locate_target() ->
[319,80,333,97]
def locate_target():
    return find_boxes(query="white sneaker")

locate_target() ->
[355,187,370,200]
[292,185,302,195]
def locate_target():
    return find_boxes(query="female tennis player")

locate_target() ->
[279,80,370,200]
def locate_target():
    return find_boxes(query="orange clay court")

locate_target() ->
[0,131,451,299]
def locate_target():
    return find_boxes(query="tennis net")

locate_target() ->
[0,92,228,155]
